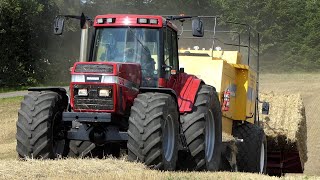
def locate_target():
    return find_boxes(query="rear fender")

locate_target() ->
[168,73,202,113]
[140,87,178,100]
[139,87,179,111]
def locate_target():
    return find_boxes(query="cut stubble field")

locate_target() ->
[0,74,319,179]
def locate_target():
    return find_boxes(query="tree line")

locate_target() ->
[1,0,319,87]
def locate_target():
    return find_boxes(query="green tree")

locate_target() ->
[0,0,58,87]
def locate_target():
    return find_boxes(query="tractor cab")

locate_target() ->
[90,15,180,88]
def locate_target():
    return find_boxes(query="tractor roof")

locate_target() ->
[94,14,178,31]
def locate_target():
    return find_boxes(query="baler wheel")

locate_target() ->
[179,84,222,171]
[127,93,179,170]
[16,91,68,159]
[233,122,267,173]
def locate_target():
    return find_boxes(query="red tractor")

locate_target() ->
[16,14,222,171]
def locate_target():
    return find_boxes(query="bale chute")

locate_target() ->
[259,92,307,176]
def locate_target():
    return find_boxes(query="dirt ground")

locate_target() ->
[260,74,320,175]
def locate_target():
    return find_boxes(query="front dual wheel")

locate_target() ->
[127,93,179,170]
[16,91,68,159]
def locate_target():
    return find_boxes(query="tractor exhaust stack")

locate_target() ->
[79,13,89,62]
[54,13,91,62]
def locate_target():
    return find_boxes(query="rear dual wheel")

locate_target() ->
[127,93,179,170]
[179,84,222,171]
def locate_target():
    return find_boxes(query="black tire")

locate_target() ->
[127,93,179,170]
[16,91,68,159]
[180,84,222,171]
[233,122,267,173]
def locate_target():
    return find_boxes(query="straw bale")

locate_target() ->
[259,92,308,164]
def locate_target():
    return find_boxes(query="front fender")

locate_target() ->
[28,86,69,109]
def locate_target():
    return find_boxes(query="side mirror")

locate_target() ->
[179,67,184,73]
[262,102,270,115]
[54,16,65,35]
[192,18,204,37]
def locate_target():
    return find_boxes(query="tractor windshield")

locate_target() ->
[93,28,159,65]
[92,28,160,86]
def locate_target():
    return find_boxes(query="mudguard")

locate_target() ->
[28,87,67,94]
[167,73,202,113]
[28,87,69,107]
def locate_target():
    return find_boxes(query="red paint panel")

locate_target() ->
[94,14,163,28]
[166,73,202,113]
[72,62,117,75]
[70,82,117,113]
[93,14,178,31]
[118,63,141,85]
[70,62,140,115]
[158,78,167,87]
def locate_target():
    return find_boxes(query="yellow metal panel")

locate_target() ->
[212,51,242,64]
[220,61,237,120]
[232,63,249,70]
[245,70,257,124]
[179,56,224,92]
[233,69,248,120]
[222,116,233,134]
[178,50,242,65]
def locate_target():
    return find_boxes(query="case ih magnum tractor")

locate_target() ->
[17,13,302,175]
[16,14,222,171]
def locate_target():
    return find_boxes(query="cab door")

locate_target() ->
[164,27,180,91]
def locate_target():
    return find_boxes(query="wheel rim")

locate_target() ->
[163,115,175,162]
[260,142,265,173]
[205,109,215,162]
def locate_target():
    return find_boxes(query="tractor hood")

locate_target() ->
[71,62,142,86]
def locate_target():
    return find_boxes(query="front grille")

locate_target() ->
[73,85,114,110]
[75,64,113,73]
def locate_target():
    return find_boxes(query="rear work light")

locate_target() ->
[97,18,104,24]
[137,18,148,24]
[106,18,115,23]
[137,18,158,25]
[97,18,115,24]
[149,19,158,24]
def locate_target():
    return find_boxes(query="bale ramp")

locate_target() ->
[259,92,307,176]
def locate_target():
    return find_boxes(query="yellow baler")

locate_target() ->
[179,50,257,134]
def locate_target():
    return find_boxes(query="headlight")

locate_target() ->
[99,89,111,97]
[78,88,88,96]
[72,75,85,82]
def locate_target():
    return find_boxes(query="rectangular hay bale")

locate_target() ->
[259,92,308,165]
